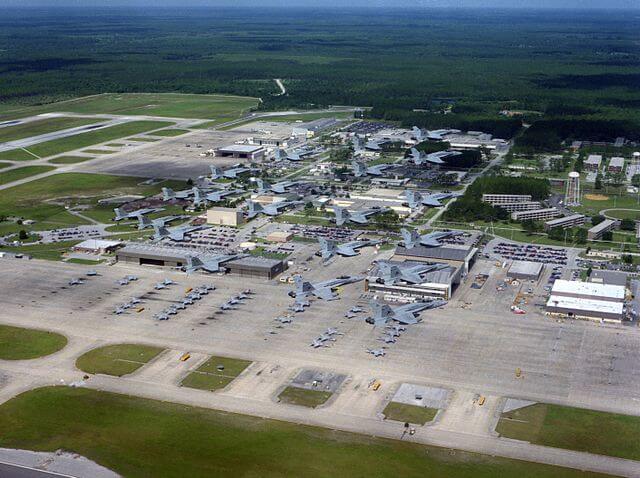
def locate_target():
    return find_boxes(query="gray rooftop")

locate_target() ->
[588,219,617,234]
[508,260,543,277]
[545,213,585,226]
[395,244,474,262]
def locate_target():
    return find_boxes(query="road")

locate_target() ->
[274,78,286,96]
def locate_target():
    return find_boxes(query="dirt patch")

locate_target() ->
[584,194,609,201]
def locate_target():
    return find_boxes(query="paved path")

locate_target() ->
[274,79,286,96]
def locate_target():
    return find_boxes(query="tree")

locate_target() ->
[303,201,315,217]
[622,254,634,265]
[620,219,635,231]
[632,174,640,188]
[548,227,565,241]
[594,173,603,190]
[521,219,542,235]
[574,228,587,244]
[373,210,400,231]
[186,178,193,186]
[602,230,613,241]
[591,215,605,226]
[18,230,28,240]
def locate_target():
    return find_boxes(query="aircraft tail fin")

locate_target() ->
[210,165,223,178]
[162,187,175,201]
[138,215,152,230]
[113,207,125,219]
[332,206,349,225]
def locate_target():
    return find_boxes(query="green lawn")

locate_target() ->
[76,344,164,376]
[27,121,173,158]
[383,402,439,425]
[0,166,56,186]
[0,172,184,228]
[278,386,333,408]
[181,356,252,391]
[0,117,104,143]
[128,137,159,142]
[0,387,608,478]
[151,128,191,137]
[497,403,640,461]
[1,93,259,122]
[603,209,640,220]
[0,148,40,161]
[0,240,81,261]
[0,161,13,169]
[0,325,67,360]
[81,149,115,154]
[48,155,93,164]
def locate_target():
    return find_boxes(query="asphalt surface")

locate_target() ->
[0,462,74,478]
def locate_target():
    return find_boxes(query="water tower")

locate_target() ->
[565,171,581,206]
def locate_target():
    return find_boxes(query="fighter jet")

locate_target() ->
[113,306,127,315]
[286,147,315,161]
[403,189,459,209]
[377,261,448,285]
[400,228,462,249]
[407,148,461,166]
[254,178,300,194]
[331,206,388,226]
[220,301,236,311]
[154,281,169,290]
[310,339,328,348]
[68,278,83,286]
[378,334,397,344]
[86,270,98,276]
[208,164,252,180]
[365,299,446,327]
[192,187,243,206]
[411,126,425,142]
[138,215,184,230]
[152,223,206,242]
[113,206,164,221]
[366,348,386,357]
[162,187,194,201]
[324,327,342,336]
[317,237,379,261]
[387,324,406,335]
[154,312,170,321]
[273,149,287,162]
[345,306,365,319]
[275,316,293,324]
[246,200,301,218]
[289,274,364,302]
[351,160,392,178]
[185,254,238,274]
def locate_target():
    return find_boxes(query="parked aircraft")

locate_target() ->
[246,200,301,218]
[366,348,386,357]
[286,147,315,161]
[113,206,164,221]
[184,254,238,273]
[365,299,447,327]
[162,187,194,201]
[290,274,363,303]
[317,237,379,261]
[400,228,461,249]
[331,206,388,226]
[193,187,243,206]
[407,148,461,166]
[276,316,293,324]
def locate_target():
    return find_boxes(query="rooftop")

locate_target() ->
[74,239,122,249]
[551,279,625,301]
[546,295,624,315]
[395,243,475,262]
[508,260,543,276]
[588,219,617,234]
[217,144,265,153]
[545,213,585,226]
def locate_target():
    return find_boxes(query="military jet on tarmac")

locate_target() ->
[366,348,386,357]
[162,187,194,201]
[113,207,164,221]
[138,214,185,230]
[317,237,379,261]
[192,187,243,206]
[400,228,462,249]
[289,274,363,303]
[208,164,253,180]
[407,147,461,166]
[365,299,446,327]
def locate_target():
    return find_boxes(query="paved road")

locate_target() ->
[274,78,286,96]
[0,463,74,478]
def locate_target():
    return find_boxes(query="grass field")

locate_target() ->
[0,173,184,230]
[0,149,40,161]
[0,166,56,186]
[0,325,67,360]
[602,209,640,220]
[0,117,104,143]
[128,137,159,142]
[181,356,252,391]
[0,240,81,260]
[496,403,640,461]
[278,386,333,408]
[81,149,115,154]
[26,121,172,158]
[48,155,93,164]
[76,344,164,376]
[1,93,259,122]
[151,128,191,137]
[383,402,439,425]
[0,387,609,478]
[0,161,12,169]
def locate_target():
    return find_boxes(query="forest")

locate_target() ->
[0,7,638,145]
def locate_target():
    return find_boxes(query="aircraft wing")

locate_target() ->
[421,196,444,207]
[349,213,369,224]
[419,234,444,247]
[336,245,358,257]
[313,287,337,301]
[393,311,420,325]
[401,270,424,284]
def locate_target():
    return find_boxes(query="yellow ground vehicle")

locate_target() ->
[179,352,191,362]
[478,396,486,406]
[136,307,145,313]
[515,367,522,378]
[185,287,193,294]
[372,380,382,391]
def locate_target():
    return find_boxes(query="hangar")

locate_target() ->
[394,242,478,276]
[545,279,626,323]
[365,261,459,300]
[215,144,265,161]
[225,256,285,279]
[507,260,543,281]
